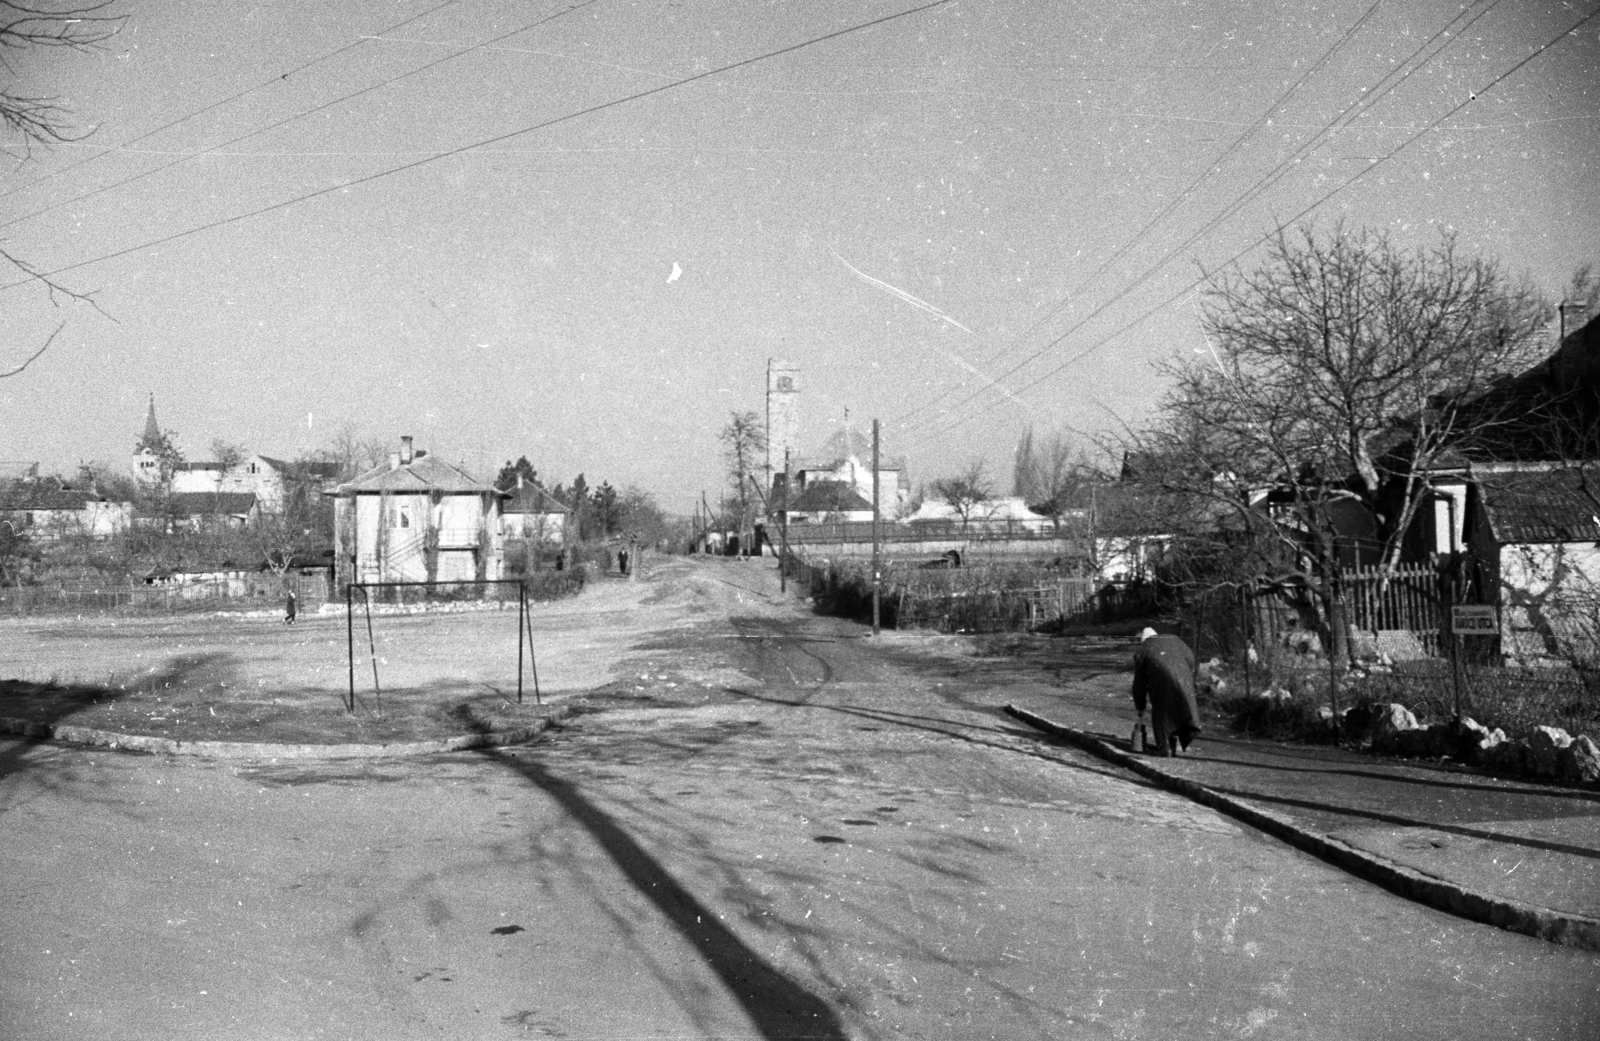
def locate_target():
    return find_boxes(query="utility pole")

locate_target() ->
[872,419,881,636]
[780,448,790,593]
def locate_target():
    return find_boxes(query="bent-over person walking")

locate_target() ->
[1131,627,1201,756]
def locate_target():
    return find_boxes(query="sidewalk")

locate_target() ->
[1006,673,1600,952]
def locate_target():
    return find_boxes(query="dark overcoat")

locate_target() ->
[1131,634,1201,751]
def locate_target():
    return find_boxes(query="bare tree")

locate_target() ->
[1,1,122,150]
[1131,224,1552,661]
[1,2,124,377]
[321,422,390,482]
[1013,425,1094,532]
[932,458,995,530]
[209,439,248,471]
[719,410,766,550]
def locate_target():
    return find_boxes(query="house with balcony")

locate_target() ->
[332,438,505,588]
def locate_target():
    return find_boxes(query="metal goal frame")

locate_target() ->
[344,579,541,715]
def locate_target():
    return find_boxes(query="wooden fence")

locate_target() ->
[1178,564,1452,661]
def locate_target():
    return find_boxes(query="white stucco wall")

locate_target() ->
[1498,541,1600,665]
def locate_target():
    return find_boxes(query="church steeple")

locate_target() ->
[139,394,160,450]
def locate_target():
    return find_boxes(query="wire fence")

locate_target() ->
[0,567,584,617]
[0,572,335,616]
[785,548,1597,735]
[782,552,1153,633]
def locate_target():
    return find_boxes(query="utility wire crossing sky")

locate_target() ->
[1,0,1595,509]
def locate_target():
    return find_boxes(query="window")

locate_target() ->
[388,504,413,529]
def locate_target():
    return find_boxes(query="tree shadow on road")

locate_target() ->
[0,652,232,782]
[725,686,1163,792]
[468,735,850,1041]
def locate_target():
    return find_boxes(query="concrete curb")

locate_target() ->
[1005,703,1600,954]
[0,707,568,761]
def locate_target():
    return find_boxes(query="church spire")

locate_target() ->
[140,394,160,449]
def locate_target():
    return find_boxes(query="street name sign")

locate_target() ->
[1451,605,1499,634]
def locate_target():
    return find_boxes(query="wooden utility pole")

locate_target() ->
[780,448,790,593]
[872,419,881,636]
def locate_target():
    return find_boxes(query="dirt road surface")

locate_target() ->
[2,558,1596,1039]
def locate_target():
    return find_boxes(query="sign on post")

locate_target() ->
[1451,605,1499,635]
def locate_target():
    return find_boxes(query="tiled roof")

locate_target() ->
[1476,465,1600,544]
[503,485,572,514]
[160,492,260,516]
[778,481,873,513]
[0,490,92,511]
[1393,311,1600,470]
[257,456,341,480]
[338,455,496,494]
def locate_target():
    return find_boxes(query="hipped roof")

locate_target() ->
[503,485,573,514]
[337,455,497,495]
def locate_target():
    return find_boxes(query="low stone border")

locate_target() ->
[0,708,567,760]
[1005,703,1600,953]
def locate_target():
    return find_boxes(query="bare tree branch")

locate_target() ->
[0,316,58,375]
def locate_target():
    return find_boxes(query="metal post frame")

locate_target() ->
[345,583,355,714]
[524,595,541,705]
[871,419,881,636]
[341,578,541,714]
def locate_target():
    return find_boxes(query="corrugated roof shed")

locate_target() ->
[1477,465,1600,543]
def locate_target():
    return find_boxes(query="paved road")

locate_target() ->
[2,558,1596,1039]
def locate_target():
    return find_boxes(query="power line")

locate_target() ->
[1,0,598,233]
[1,0,958,294]
[893,0,1514,444]
[0,0,459,205]
[887,0,1388,436]
[896,3,1600,456]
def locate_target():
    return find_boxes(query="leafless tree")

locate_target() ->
[321,422,390,481]
[932,458,995,530]
[209,439,248,471]
[1129,224,1552,661]
[719,410,766,548]
[1,1,122,150]
[0,2,124,377]
[1013,425,1094,532]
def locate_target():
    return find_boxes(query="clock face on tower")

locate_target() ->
[776,376,794,392]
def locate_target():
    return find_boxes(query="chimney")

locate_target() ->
[517,472,525,490]
[400,436,414,465]
[388,452,400,471]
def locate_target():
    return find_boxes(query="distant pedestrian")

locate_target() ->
[284,591,297,625]
[1131,628,1201,756]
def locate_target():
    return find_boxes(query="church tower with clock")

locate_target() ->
[766,359,799,494]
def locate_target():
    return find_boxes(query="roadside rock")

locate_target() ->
[1198,658,1228,697]
[1369,703,1419,753]
[1558,735,1600,784]
[1529,726,1573,778]
[1466,724,1507,765]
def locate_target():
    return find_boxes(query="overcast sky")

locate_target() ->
[2,0,1596,510]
